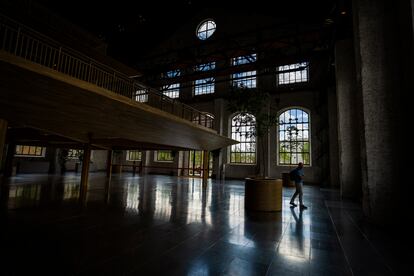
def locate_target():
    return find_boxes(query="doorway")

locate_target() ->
[187,150,212,178]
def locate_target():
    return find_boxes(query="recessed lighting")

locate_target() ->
[341,11,347,15]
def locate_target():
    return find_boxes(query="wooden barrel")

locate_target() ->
[244,178,283,211]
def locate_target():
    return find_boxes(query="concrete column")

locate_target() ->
[105,150,113,203]
[80,144,91,200]
[327,87,340,188]
[335,39,361,198]
[212,99,224,179]
[106,150,113,178]
[0,119,7,170]
[180,151,189,177]
[180,81,193,102]
[47,147,58,174]
[353,0,408,223]
[202,150,209,182]
[3,142,15,177]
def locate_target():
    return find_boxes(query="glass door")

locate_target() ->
[188,151,212,178]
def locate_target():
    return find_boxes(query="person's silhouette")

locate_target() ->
[289,162,307,209]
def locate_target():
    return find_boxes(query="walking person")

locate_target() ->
[289,162,307,209]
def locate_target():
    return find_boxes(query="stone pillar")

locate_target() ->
[3,142,15,177]
[212,99,225,179]
[180,151,189,177]
[202,150,209,182]
[80,144,91,201]
[47,147,58,174]
[353,0,408,223]
[0,119,7,171]
[106,150,113,178]
[335,39,361,199]
[327,87,340,188]
[105,150,112,203]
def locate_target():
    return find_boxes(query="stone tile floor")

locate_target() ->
[0,173,408,275]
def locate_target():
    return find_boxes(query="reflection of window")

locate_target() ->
[162,69,180,98]
[155,151,174,162]
[15,145,46,157]
[127,150,142,161]
[68,149,83,160]
[277,62,309,85]
[230,113,256,164]
[278,108,311,165]
[196,19,216,40]
[231,54,257,88]
[135,89,148,102]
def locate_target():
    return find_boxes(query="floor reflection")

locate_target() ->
[0,173,400,275]
[122,177,215,225]
[0,174,83,209]
[278,206,311,260]
[289,206,306,255]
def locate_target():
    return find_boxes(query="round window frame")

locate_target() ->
[196,19,216,40]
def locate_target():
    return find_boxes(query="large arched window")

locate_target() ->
[278,108,310,165]
[230,113,256,164]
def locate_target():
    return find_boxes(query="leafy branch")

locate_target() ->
[226,86,279,177]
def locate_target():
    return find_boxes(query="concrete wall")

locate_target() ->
[327,88,340,188]
[17,160,50,173]
[170,55,334,184]
[0,0,107,55]
[268,91,324,184]
[144,150,180,176]
[186,87,332,184]
[8,8,339,187]
[15,147,54,174]
[161,51,335,184]
[16,148,108,174]
[335,39,362,197]
[90,150,108,171]
[352,0,410,224]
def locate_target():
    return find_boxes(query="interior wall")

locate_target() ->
[16,148,109,174]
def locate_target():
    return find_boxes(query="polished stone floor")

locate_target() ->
[0,173,406,275]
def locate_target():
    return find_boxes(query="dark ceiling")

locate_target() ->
[32,0,349,68]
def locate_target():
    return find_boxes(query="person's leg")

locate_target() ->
[297,182,307,209]
[290,185,299,205]
[298,182,303,205]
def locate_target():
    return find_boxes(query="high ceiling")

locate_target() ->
[32,0,349,68]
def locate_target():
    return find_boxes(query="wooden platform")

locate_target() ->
[0,52,237,151]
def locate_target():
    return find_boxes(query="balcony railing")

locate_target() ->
[0,14,214,129]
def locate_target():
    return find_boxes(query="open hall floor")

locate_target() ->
[0,174,405,275]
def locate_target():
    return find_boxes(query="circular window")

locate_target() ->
[196,19,216,40]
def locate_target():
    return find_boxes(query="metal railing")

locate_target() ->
[0,14,214,129]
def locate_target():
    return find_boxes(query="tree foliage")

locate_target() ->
[227,86,278,138]
[226,86,279,177]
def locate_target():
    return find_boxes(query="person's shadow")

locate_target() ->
[290,206,304,254]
